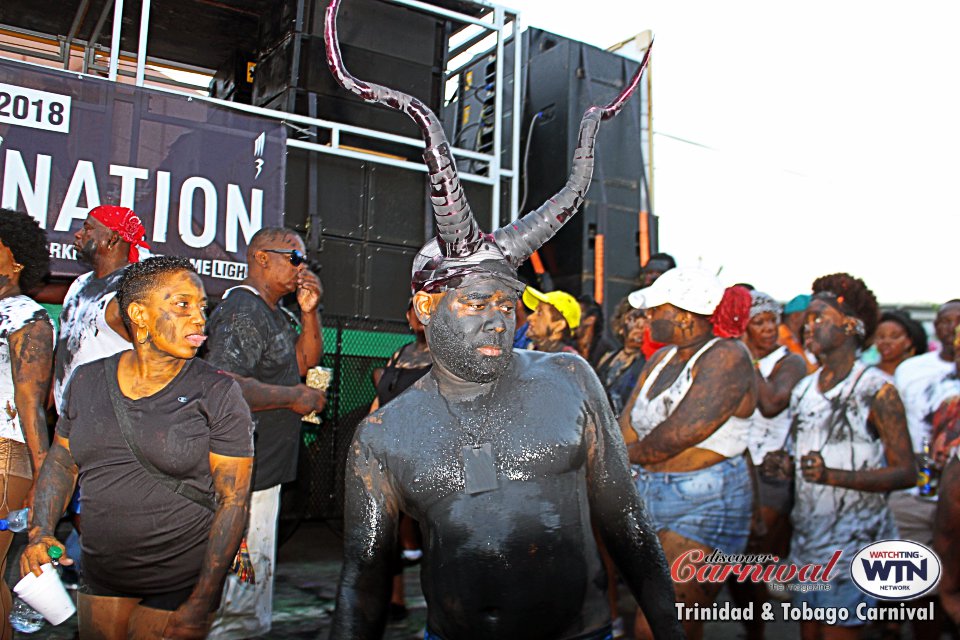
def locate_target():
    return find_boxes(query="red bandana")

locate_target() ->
[709,286,752,338]
[89,205,150,263]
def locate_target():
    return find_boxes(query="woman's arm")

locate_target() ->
[617,349,667,445]
[629,340,756,465]
[801,383,915,491]
[9,320,54,489]
[756,353,806,417]
[163,453,253,640]
[21,435,77,576]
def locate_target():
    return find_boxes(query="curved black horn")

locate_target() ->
[494,42,653,268]
[324,0,483,257]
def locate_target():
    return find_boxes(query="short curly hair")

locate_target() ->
[811,272,879,341]
[0,209,50,293]
[116,256,197,331]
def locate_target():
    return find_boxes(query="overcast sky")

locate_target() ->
[504,0,960,305]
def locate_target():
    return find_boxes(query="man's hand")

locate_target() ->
[760,450,793,481]
[800,451,828,484]
[21,537,73,577]
[296,270,323,314]
[161,598,211,640]
[290,385,326,415]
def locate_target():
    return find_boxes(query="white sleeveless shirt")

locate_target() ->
[0,296,55,442]
[746,345,793,462]
[789,362,896,568]
[630,338,750,458]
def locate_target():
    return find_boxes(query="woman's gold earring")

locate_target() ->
[12,264,23,273]
[136,326,149,344]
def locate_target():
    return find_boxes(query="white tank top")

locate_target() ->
[630,338,750,458]
[747,345,793,462]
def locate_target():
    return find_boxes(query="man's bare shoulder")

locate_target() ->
[517,350,603,399]
[513,348,593,379]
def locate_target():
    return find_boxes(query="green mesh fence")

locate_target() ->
[41,304,62,332]
[296,316,414,521]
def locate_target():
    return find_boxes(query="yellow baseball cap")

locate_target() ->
[522,286,581,330]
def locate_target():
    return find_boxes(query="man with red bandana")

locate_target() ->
[53,205,150,411]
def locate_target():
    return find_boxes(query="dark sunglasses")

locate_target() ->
[263,249,307,267]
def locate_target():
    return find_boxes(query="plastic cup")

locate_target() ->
[13,563,75,625]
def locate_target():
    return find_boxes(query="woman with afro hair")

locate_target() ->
[779,272,914,639]
[0,209,54,639]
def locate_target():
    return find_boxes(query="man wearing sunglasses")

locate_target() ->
[203,227,325,639]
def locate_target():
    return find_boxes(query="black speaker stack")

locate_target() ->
[253,0,449,146]
[529,29,653,312]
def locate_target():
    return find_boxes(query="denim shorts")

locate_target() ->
[633,455,752,555]
[791,575,875,627]
[756,473,793,514]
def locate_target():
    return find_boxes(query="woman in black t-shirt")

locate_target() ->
[23,257,254,640]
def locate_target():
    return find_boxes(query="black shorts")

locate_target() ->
[80,579,196,612]
[756,473,793,513]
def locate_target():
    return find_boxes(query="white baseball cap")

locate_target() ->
[627,267,725,316]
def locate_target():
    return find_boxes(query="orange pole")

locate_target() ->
[594,234,605,304]
[529,250,546,275]
[638,210,650,267]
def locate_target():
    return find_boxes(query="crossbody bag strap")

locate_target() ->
[103,358,217,512]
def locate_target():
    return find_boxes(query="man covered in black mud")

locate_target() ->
[336,269,681,640]
[324,1,680,638]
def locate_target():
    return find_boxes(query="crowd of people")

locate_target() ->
[512,255,960,640]
[0,191,958,640]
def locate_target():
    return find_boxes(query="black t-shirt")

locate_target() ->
[57,354,254,594]
[203,286,302,491]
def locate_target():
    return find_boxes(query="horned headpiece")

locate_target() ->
[324,0,651,293]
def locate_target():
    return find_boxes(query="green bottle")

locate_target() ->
[48,545,63,566]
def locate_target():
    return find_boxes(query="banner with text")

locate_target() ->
[0,58,286,296]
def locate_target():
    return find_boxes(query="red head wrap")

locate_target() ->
[88,205,150,263]
[709,286,752,339]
